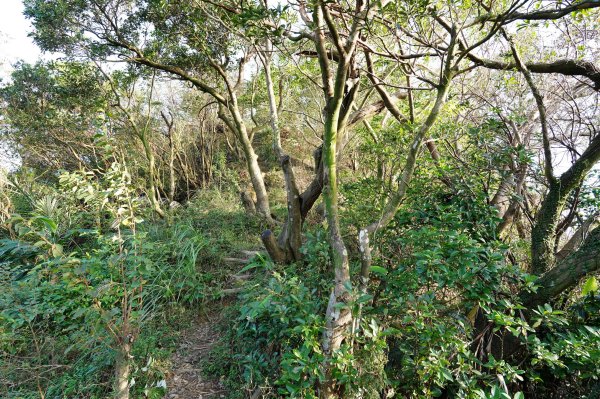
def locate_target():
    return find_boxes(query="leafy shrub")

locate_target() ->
[1,162,194,397]
[220,264,326,398]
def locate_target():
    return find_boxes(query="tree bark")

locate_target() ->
[523,225,600,308]
[114,343,131,399]
[473,226,600,363]
[556,211,600,261]
[218,104,272,220]
[468,56,600,90]
[241,131,271,218]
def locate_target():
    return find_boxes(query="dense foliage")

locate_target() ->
[1,0,600,398]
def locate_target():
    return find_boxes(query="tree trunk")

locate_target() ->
[218,105,272,220]
[530,157,600,274]
[523,225,600,308]
[321,103,353,398]
[530,182,566,274]
[258,41,306,261]
[491,165,514,218]
[556,211,599,261]
[114,343,131,399]
[240,190,257,214]
[240,126,271,219]
[472,226,600,363]
[262,147,324,263]
[311,2,364,396]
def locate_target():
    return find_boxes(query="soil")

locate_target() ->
[165,313,227,399]
[166,250,261,399]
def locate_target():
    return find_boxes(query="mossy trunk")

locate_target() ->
[530,182,564,274]
[524,225,600,308]
[473,226,600,363]
[529,121,600,274]
[530,157,600,275]
[321,102,352,399]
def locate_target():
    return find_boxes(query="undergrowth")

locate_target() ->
[0,166,264,398]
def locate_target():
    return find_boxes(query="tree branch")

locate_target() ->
[469,55,600,90]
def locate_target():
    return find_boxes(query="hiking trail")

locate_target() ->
[166,250,261,399]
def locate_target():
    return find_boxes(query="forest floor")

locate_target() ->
[166,312,227,399]
[166,250,260,399]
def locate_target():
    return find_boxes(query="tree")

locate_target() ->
[0,61,107,172]
[10,0,600,397]
[24,0,275,218]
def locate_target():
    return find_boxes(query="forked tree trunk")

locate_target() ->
[260,87,404,264]
[260,39,393,264]
[310,2,363,396]
[261,147,324,263]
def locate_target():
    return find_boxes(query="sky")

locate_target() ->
[0,0,42,79]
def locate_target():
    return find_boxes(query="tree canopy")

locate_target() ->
[1,1,600,398]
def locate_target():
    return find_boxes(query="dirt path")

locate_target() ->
[166,313,227,399]
[166,250,261,399]
[165,312,227,399]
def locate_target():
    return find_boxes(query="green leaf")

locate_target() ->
[356,294,373,304]
[51,243,63,257]
[239,261,261,273]
[32,215,57,233]
[441,368,453,381]
[582,276,598,296]
[369,266,388,276]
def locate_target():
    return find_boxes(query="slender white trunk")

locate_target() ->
[114,343,131,399]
